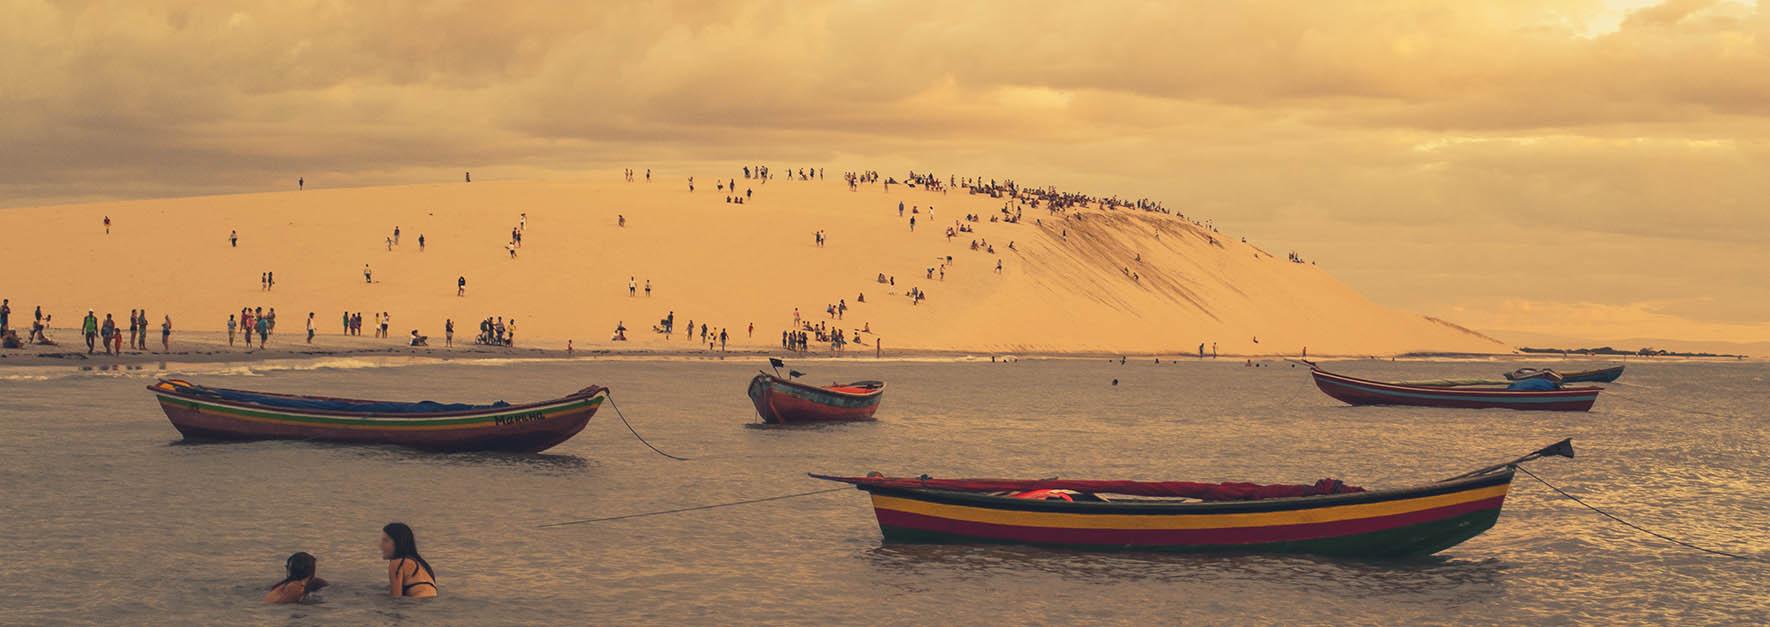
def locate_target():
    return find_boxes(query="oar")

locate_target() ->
[1442,438,1574,481]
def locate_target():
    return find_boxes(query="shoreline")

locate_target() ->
[2,330,1754,372]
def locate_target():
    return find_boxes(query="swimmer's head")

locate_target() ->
[284,552,316,580]
[381,522,417,560]
[270,551,317,590]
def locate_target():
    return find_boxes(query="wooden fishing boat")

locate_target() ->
[1506,365,1624,384]
[1311,366,1599,411]
[748,373,884,424]
[148,379,606,453]
[813,440,1574,558]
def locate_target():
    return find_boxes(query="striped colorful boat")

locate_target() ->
[1311,366,1599,411]
[148,379,606,453]
[812,439,1579,557]
[748,373,884,424]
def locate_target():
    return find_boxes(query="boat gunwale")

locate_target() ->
[818,469,1514,516]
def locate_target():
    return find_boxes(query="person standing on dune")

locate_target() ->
[100,314,115,355]
[160,315,172,352]
[82,310,98,354]
[457,276,466,296]
[306,313,315,344]
[364,264,373,284]
[227,314,237,347]
[230,230,238,248]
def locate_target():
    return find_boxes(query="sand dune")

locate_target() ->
[0,171,1505,356]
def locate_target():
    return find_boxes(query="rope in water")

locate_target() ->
[538,487,849,528]
[1516,465,1749,560]
[1601,391,1734,420]
[605,392,691,461]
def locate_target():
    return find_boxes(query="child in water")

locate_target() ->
[263,552,327,604]
[382,522,438,598]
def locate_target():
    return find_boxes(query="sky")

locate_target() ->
[3,0,1766,349]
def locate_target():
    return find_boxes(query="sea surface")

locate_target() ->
[1,357,1766,625]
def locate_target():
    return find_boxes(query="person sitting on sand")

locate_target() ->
[264,552,327,604]
[381,523,438,599]
[409,330,427,347]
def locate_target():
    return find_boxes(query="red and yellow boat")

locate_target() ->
[814,440,1573,558]
[748,373,884,424]
[148,378,605,453]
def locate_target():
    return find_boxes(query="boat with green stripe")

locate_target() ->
[148,378,606,453]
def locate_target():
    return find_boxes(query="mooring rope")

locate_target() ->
[1516,466,1749,559]
[1271,371,1317,409]
[538,487,849,528]
[605,392,691,461]
[1600,391,1734,420]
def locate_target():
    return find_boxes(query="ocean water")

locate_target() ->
[1,357,1765,625]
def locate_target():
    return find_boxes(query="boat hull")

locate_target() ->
[1561,366,1624,383]
[150,383,604,453]
[851,471,1513,557]
[748,374,883,424]
[1312,368,1598,411]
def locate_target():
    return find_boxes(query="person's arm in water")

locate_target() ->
[264,580,306,604]
[388,558,406,596]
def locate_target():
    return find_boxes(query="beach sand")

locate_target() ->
[0,171,1505,358]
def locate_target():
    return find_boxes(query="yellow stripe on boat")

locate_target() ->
[868,483,1509,530]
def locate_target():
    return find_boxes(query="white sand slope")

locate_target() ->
[0,172,1504,356]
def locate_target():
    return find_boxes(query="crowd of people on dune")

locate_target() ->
[650,310,745,353]
[776,304,877,355]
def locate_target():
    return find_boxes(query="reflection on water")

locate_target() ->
[1,358,1766,624]
[861,543,1506,593]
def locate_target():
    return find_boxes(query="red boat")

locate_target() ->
[1310,366,1599,412]
[748,373,884,424]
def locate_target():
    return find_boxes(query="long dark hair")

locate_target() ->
[383,522,435,580]
[271,552,317,590]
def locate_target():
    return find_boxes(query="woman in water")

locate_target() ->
[263,552,327,604]
[380,522,438,598]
